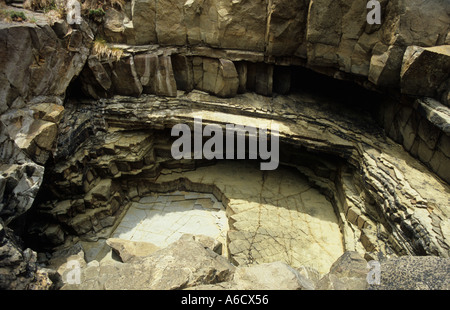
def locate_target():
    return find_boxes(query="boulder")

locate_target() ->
[1,107,60,164]
[195,58,239,98]
[0,16,92,112]
[0,219,53,290]
[0,122,44,224]
[317,252,450,290]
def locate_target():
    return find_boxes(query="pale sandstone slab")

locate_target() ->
[155,161,345,274]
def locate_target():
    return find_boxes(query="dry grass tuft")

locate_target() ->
[92,37,123,61]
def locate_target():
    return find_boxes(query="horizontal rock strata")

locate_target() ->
[33,91,449,277]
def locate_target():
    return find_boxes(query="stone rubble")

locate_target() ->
[53,233,450,290]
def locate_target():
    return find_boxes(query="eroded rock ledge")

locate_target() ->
[0,0,449,290]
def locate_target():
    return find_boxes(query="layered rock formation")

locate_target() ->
[56,235,450,290]
[0,0,449,290]
[95,0,450,100]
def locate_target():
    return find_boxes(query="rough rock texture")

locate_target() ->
[1,103,64,164]
[0,8,93,223]
[111,193,228,256]
[0,121,44,225]
[95,0,449,100]
[0,9,92,113]
[369,256,450,290]
[37,90,450,279]
[379,97,450,183]
[230,261,315,290]
[0,6,93,290]
[0,219,53,289]
[61,234,236,290]
[401,45,450,107]
[52,239,450,290]
[106,238,160,263]
[1,0,449,290]
[151,162,345,274]
[316,251,369,290]
[72,0,450,186]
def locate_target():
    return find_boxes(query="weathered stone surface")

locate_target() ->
[62,234,236,290]
[2,0,449,291]
[111,57,143,97]
[184,0,267,51]
[196,58,239,98]
[51,90,450,273]
[106,238,160,263]
[80,56,113,99]
[111,193,228,255]
[1,105,61,164]
[316,251,369,290]
[100,7,131,44]
[232,261,315,290]
[0,122,44,224]
[306,0,450,92]
[155,0,186,46]
[132,0,157,45]
[401,45,450,106]
[246,62,273,96]
[171,54,195,92]
[266,0,309,57]
[82,0,450,101]
[369,256,450,290]
[152,162,345,275]
[135,54,178,97]
[0,11,92,112]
